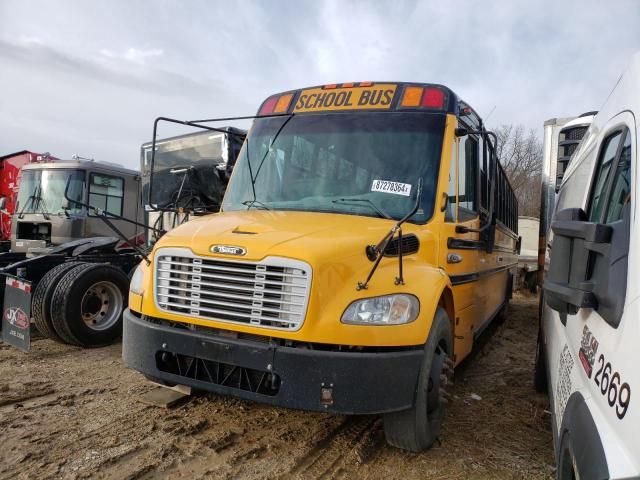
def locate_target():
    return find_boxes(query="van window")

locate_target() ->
[604,133,631,223]
[588,132,622,222]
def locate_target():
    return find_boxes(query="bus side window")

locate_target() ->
[457,136,478,221]
[445,141,456,222]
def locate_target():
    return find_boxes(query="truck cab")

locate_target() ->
[12,160,143,253]
[539,52,640,479]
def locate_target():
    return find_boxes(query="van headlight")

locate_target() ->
[341,294,419,325]
[129,264,145,295]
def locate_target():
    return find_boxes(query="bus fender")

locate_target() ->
[557,392,609,479]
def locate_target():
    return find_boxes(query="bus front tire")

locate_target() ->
[383,307,453,452]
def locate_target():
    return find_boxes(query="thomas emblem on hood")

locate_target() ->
[210,245,247,256]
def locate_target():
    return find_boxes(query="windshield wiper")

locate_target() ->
[357,178,423,291]
[331,198,392,219]
[242,199,271,210]
[17,185,50,220]
[244,113,294,210]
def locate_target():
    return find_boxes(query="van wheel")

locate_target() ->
[32,261,85,340]
[383,307,453,452]
[534,326,548,393]
[558,434,577,480]
[51,263,129,347]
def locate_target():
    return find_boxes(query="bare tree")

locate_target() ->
[493,124,543,218]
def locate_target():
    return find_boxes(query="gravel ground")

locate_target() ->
[0,292,554,479]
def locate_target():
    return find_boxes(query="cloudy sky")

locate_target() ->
[1,0,638,169]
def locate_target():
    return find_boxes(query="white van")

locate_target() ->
[538,52,639,479]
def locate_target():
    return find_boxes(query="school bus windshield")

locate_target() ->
[223,112,445,223]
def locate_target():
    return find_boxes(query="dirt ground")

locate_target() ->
[0,293,554,480]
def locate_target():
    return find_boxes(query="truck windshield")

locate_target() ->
[223,112,445,223]
[17,169,85,215]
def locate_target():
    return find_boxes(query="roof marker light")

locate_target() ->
[341,82,355,88]
[421,88,445,108]
[359,81,373,87]
[274,93,293,113]
[259,96,278,115]
[323,83,337,89]
[401,86,423,107]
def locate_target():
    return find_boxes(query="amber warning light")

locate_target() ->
[400,86,445,109]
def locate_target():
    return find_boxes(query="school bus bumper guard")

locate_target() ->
[123,308,423,414]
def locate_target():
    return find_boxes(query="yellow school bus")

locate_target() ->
[124,82,519,452]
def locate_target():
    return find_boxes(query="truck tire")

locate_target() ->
[383,307,453,452]
[32,261,85,341]
[50,263,129,347]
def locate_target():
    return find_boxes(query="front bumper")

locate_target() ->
[123,309,423,415]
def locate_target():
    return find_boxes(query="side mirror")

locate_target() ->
[543,208,612,316]
[454,127,468,137]
[516,236,522,255]
[61,198,70,210]
[0,197,6,210]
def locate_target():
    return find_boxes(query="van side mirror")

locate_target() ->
[543,207,625,325]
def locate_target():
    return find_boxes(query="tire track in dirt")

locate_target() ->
[284,416,383,480]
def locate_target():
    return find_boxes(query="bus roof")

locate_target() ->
[257,82,481,124]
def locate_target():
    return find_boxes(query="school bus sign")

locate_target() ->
[293,84,397,112]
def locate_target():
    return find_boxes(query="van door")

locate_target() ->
[544,115,639,476]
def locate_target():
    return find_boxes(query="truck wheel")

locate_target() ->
[534,326,548,393]
[50,263,129,347]
[32,261,85,340]
[383,307,453,452]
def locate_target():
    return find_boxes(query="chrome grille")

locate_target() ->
[154,248,311,331]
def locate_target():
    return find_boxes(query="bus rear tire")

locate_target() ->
[32,261,85,341]
[383,307,453,452]
[50,263,129,347]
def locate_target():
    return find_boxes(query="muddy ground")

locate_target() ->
[0,293,554,480]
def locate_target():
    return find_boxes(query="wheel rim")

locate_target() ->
[80,281,123,331]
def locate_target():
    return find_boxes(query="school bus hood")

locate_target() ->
[155,210,408,263]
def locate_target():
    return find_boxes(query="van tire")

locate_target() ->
[534,327,548,393]
[32,261,85,341]
[383,307,453,452]
[557,434,577,480]
[51,263,129,347]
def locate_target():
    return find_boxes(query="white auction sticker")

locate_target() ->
[371,179,412,196]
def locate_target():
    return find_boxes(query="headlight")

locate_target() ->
[129,264,145,295]
[341,294,419,325]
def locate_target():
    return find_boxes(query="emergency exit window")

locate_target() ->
[89,173,124,216]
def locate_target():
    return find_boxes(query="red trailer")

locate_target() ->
[0,151,57,246]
